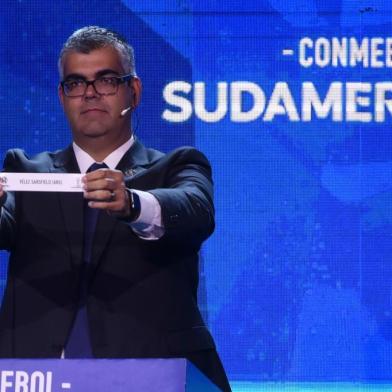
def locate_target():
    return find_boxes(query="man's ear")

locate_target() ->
[58,84,65,106]
[130,77,142,109]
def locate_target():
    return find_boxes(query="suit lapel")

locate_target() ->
[116,137,151,180]
[51,146,84,268]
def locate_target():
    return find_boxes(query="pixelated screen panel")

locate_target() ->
[1,0,392,382]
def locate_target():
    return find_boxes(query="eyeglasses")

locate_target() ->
[61,73,134,97]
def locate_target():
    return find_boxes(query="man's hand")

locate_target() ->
[82,168,130,217]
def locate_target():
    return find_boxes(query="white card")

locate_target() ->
[0,173,84,192]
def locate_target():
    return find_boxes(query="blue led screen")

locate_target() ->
[1,0,392,384]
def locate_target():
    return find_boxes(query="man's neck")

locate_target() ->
[74,132,132,162]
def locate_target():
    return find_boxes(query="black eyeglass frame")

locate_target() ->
[60,73,134,97]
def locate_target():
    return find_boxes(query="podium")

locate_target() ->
[0,358,221,391]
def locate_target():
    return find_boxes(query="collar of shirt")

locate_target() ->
[72,135,134,173]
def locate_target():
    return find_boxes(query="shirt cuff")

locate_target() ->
[129,189,164,240]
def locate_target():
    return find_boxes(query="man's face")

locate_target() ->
[59,46,140,144]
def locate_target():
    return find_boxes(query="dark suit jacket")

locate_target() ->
[0,139,230,391]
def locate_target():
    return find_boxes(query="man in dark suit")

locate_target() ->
[0,26,231,391]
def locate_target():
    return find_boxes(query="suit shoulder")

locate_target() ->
[144,146,166,164]
[165,146,211,166]
[3,148,59,172]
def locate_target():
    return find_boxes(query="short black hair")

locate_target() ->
[58,26,136,79]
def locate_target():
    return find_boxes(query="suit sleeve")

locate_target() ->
[147,147,215,248]
[0,150,19,250]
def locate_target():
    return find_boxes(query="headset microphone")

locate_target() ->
[120,107,131,117]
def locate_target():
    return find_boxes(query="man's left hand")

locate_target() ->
[82,168,130,217]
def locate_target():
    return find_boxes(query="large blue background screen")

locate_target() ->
[1,0,392,383]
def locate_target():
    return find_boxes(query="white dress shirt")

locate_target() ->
[72,136,164,240]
